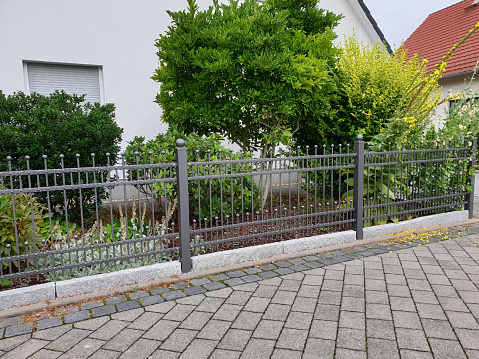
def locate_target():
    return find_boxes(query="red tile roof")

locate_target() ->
[402,0,479,77]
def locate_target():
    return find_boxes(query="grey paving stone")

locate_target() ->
[212,303,243,321]
[63,310,91,323]
[240,338,275,359]
[411,290,439,304]
[28,349,63,359]
[399,349,435,359]
[314,303,340,321]
[163,290,187,300]
[225,291,252,305]
[196,297,225,313]
[129,290,149,300]
[240,274,262,283]
[285,311,313,330]
[0,316,23,328]
[191,277,212,286]
[127,311,163,331]
[92,304,116,317]
[290,264,309,271]
[143,319,180,341]
[342,285,365,298]
[274,267,295,275]
[276,328,308,351]
[74,316,110,331]
[252,319,284,340]
[218,328,252,351]
[33,324,72,340]
[179,311,212,331]
[317,290,342,306]
[437,296,470,312]
[367,338,400,359]
[37,317,63,330]
[389,296,416,312]
[208,349,240,359]
[416,303,447,320]
[57,337,104,359]
[366,319,395,340]
[170,282,189,290]
[429,338,468,359]
[105,295,127,305]
[0,338,48,359]
[0,334,31,352]
[336,328,366,351]
[271,348,303,359]
[55,306,79,315]
[243,296,270,313]
[151,286,170,295]
[365,290,389,305]
[304,261,323,269]
[197,319,231,340]
[81,301,104,310]
[102,328,145,352]
[88,349,121,359]
[89,319,128,341]
[366,303,391,320]
[274,261,292,268]
[224,278,246,286]
[446,311,479,330]
[202,281,226,291]
[309,320,338,340]
[184,286,206,295]
[116,300,141,313]
[141,294,164,306]
[455,328,479,350]
[231,311,262,330]
[263,303,292,321]
[111,307,144,322]
[258,271,279,279]
[339,311,365,330]
[4,324,33,337]
[161,328,198,352]
[179,338,218,359]
[228,270,246,278]
[211,273,229,281]
[271,290,296,306]
[45,328,91,351]
[303,338,335,359]
[396,328,430,351]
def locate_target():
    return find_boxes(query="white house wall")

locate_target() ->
[434,75,479,121]
[0,0,381,149]
[319,0,382,47]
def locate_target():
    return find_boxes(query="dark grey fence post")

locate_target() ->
[175,139,192,273]
[353,135,365,240]
[466,138,477,219]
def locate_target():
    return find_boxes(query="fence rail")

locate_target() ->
[0,136,476,284]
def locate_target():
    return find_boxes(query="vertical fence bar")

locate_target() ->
[353,135,365,240]
[466,138,477,219]
[175,139,192,272]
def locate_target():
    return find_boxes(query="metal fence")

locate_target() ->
[0,136,476,284]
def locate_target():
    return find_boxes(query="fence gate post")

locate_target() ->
[353,135,365,240]
[466,138,477,219]
[175,139,192,273]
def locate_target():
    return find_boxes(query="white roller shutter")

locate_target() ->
[26,62,102,104]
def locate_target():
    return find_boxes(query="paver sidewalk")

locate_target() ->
[0,225,478,358]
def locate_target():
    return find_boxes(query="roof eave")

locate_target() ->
[441,70,475,80]
[357,0,392,53]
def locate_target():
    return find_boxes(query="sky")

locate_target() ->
[363,0,461,49]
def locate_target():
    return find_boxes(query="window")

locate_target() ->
[449,97,478,114]
[24,61,104,104]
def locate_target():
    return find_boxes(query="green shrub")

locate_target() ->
[0,193,47,264]
[125,127,261,222]
[0,90,123,221]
